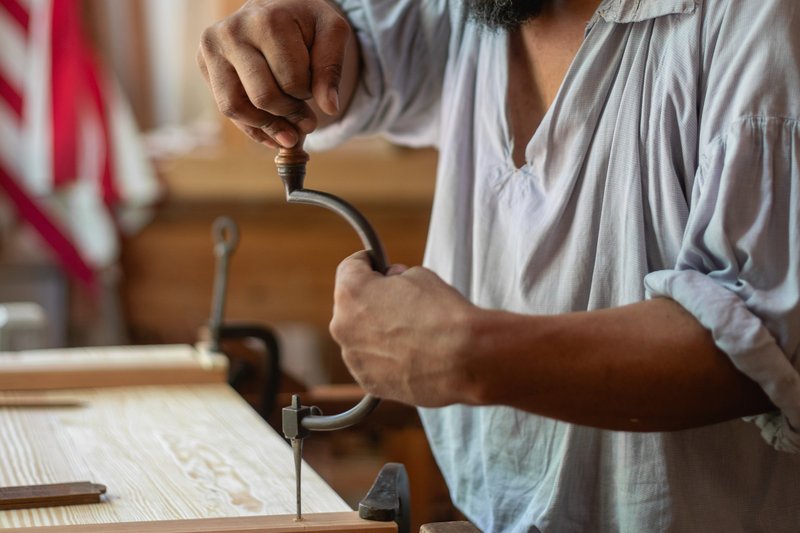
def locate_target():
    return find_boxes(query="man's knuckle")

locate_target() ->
[329,317,346,343]
[328,15,351,38]
[217,18,243,42]
[218,99,244,119]
[261,5,292,31]
[199,25,216,43]
[279,77,311,99]
[250,91,275,111]
[259,118,282,135]
[199,29,219,55]
[335,259,351,278]
[332,282,348,305]
[195,48,207,72]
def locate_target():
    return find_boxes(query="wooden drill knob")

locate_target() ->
[274,144,309,167]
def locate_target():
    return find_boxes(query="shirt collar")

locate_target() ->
[595,0,698,23]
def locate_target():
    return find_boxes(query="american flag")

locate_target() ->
[0,0,160,288]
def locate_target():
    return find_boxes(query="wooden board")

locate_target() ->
[419,522,480,533]
[1,511,395,532]
[0,384,352,529]
[0,345,227,390]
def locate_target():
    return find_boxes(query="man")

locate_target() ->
[198,1,800,530]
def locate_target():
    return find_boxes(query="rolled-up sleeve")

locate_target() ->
[306,0,454,151]
[645,117,800,452]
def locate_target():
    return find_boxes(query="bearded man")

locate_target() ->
[198,1,800,530]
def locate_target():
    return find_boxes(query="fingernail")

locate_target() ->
[275,130,297,148]
[298,117,316,133]
[328,87,340,114]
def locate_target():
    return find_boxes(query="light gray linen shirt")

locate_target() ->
[309,0,800,530]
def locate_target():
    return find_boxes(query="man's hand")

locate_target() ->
[197,0,356,148]
[330,252,481,407]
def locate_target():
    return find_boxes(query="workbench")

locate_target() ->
[0,345,395,532]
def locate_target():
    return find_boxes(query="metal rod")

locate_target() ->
[300,394,380,431]
[286,189,388,274]
[209,217,239,353]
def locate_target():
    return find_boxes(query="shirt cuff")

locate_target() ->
[644,269,800,452]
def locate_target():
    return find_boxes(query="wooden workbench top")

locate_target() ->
[0,383,351,529]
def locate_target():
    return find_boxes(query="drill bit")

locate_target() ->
[283,394,311,521]
[291,435,303,520]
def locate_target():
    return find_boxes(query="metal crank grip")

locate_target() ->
[275,143,385,432]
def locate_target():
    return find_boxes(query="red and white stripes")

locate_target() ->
[0,0,159,287]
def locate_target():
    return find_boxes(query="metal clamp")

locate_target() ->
[358,463,411,533]
[208,216,282,417]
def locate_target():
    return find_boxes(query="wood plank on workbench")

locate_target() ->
[1,511,396,532]
[0,345,227,391]
[0,384,350,529]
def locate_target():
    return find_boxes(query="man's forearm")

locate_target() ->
[463,298,775,431]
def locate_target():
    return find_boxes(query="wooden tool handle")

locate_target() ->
[275,143,310,196]
[0,481,106,510]
[274,143,310,167]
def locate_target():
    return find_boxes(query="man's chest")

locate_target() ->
[506,9,597,167]
[433,16,706,302]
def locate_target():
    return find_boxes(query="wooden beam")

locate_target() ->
[0,512,397,532]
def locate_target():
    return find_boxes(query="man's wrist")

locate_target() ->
[453,306,519,406]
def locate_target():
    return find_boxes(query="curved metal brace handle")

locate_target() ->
[276,146,384,432]
[287,189,388,274]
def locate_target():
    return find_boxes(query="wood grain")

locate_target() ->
[1,511,395,532]
[0,345,227,391]
[0,384,350,529]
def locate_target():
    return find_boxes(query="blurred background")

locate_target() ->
[0,0,455,526]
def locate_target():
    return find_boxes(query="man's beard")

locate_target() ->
[463,0,551,31]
